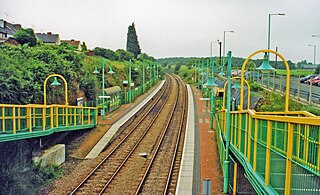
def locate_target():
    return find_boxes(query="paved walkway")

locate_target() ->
[192,86,224,194]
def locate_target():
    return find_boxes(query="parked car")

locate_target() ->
[306,75,320,85]
[244,71,262,80]
[300,74,317,83]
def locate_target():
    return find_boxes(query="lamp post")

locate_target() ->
[312,35,320,38]
[267,13,285,59]
[217,40,223,75]
[128,59,132,103]
[223,30,234,66]
[223,51,232,193]
[93,58,115,120]
[198,60,201,90]
[308,44,317,67]
[44,74,68,105]
[143,62,145,93]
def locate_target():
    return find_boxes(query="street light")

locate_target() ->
[223,50,232,193]
[93,57,115,120]
[44,74,68,105]
[223,30,234,65]
[268,13,285,59]
[312,35,320,38]
[308,44,317,67]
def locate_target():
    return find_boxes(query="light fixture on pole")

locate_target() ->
[232,79,241,89]
[44,74,68,105]
[203,75,218,129]
[312,35,320,38]
[108,66,115,74]
[51,77,61,86]
[256,52,276,73]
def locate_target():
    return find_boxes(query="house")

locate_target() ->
[61,39,81,51]
[35,32,60,45]
[0,19,22,38]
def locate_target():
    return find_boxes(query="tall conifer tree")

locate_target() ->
[126,22,141,58]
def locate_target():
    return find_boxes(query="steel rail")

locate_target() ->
[98,74,177,194]
[134,74,186,194]
[70,75,171,194]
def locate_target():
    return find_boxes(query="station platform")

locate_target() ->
[85,80,165,159]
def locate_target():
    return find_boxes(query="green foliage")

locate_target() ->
[126,22,141,58]
[32,162,63,185]
[13,28,37,46]
[81,41,87,52]
[248,81,263,92]
[275,69,313,76]
[79,73,98,101]
[116,49,134,61]
[0,44,84,104]
[256,91,319,116]
[315,65,320,74]
[138,53,155,62]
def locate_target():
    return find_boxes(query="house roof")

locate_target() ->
[104,86,122,95]
[35,33,59,43]
[61,40,80,47]
[0,19,22,35]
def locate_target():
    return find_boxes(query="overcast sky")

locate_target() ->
[1,0,320,63]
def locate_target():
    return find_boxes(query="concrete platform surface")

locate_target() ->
[176,84,195,195]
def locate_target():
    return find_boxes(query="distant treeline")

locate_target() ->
[156,56,297,70]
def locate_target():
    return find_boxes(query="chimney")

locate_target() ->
[47,32,52,35]
[71,39,75,41]
[0,19,4,28]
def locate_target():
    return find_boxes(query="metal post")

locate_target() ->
[309,79,312,105]
[210,56,215,129]
[268,14,285,59]
[267,14,271,59]
[102,58,105,120]
[198,60,201,89]
[149,63,152,88]
[219,40,222,68]
[224,51,232,193]
[143,63,145,93]
[206,59,209,107]
[129,59,132,103]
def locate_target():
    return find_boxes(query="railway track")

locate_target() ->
[70,74,187,195]
[135,75,187,195]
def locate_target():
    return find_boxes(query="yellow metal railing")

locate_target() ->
[217,109,320,194]
[0,104,97,142]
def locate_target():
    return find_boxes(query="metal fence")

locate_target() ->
[216,109,320,194]
[0,104,97,142]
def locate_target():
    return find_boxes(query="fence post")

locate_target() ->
[298,76,301,100]
[309,81,312,105]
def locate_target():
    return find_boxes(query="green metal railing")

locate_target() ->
[216,109,320,194]
[0,104,97,142]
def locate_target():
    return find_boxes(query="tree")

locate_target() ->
[126,22,141,58]
[315,65,320,74]
[13,28,37,46]
[81,42,87,51]
[138,53,155,62]
[116,49,134,61]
